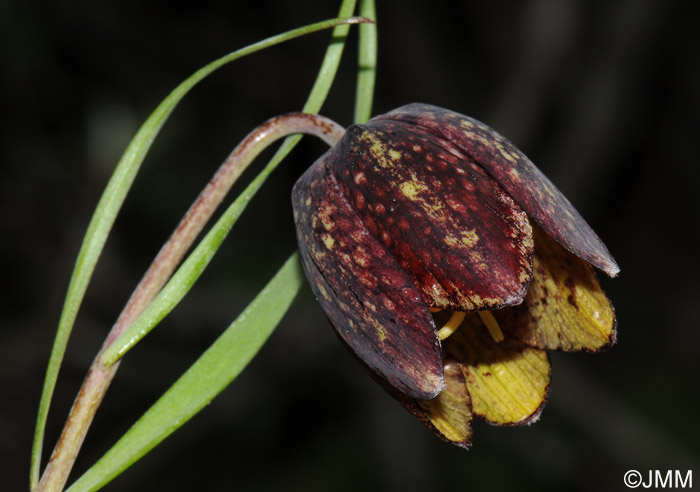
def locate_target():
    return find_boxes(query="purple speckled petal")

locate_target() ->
[378,103,620,277]
[330,121,534,311]
[292,148,445,399]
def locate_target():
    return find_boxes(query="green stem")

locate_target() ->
[37,115,343,492]
[32,14,365,492]
[68,252,306,492]
[354,0,378,124]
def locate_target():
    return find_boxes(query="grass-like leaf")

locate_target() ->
[99,0,359,366]
[66,253,305,492]
[98,114,345,366]
[30,12,363,490]
[38,1,363,489]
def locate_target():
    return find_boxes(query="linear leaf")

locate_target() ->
[101,0,358,364]
[59,1,360,489]
[66,254,304,492]
[30,14,364,489]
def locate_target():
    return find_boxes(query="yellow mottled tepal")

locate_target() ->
[495,225,616,351]
[417,361,473,444]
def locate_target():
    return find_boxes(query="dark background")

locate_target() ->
[2,1,699,491]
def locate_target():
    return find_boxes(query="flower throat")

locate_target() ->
[431,308,505,342]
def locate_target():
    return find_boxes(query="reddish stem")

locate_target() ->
[36,113,345,492]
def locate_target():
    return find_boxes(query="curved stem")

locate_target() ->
[36,113,345,492]
[30,17,369,489]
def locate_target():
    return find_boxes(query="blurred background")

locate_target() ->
[2,1,699,491]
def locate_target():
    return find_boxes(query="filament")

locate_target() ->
[438,312,466,340]
[478,311,504,342]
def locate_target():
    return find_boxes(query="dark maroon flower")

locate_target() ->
[292,103,618,447]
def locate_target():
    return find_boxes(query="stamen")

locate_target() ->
[430,307,443,313]
[478,311,504,342]
[438,312,466,340]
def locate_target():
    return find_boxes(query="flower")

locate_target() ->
[292,103,618,447]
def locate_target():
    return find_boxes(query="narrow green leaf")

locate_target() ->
[303,0,357,113]
[98,126,304,365]
[258,0,359,177]
[353,0,377,124]
[55,2,360,489]
[30,14,364,490]
[66,253,305,492]
[100,0,358,365]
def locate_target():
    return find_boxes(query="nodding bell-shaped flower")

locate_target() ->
[292,103,619,447]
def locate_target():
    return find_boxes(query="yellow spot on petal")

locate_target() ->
[321,234,335,250]
[361,130,396,169]
[496,143,518,163]
[469,251,485,263]
[389,149,402,161]
[372,319,388,341]
[429,283,450,308]
[444,234,459,248]
[318,204,335,231]
[317,283,331,301]
[399,180,428,201]
[354,254,368,267]
[461,229,480,247]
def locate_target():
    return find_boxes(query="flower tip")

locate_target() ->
[451,438,472,450]
[590,250,620,278]
[581,235,620,278]
[517,392,548,426]
[604,261,621,278]
[398,373,446,401]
